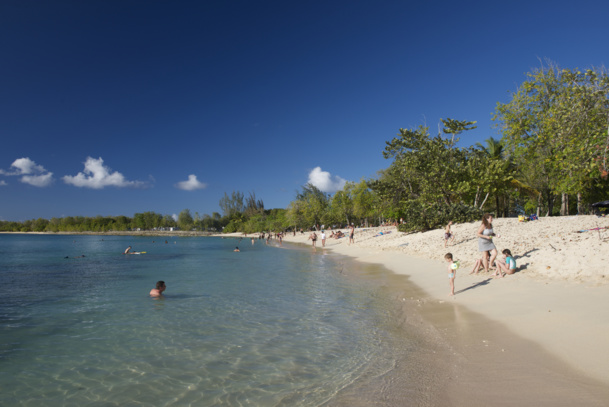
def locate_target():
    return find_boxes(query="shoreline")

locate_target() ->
[274,223,609,406]
[0,230,214,237]
[273,217,609,390]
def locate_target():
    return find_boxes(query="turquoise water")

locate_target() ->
[0,234,415,406]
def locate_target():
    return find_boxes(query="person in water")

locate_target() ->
[150,281,166,297]
[124,246,132,254]
[234,247,240,252]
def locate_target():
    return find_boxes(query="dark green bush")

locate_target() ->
[397,202,482,233]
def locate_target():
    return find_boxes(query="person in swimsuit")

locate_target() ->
[477,214,498,274]
[444,221,455,247]
[308,232,318,248]
[348,224,354,245]
[496,249,517,277]
[445,253,457,296]
[150,281,166,297]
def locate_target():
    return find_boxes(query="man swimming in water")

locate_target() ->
[150,281,166,297]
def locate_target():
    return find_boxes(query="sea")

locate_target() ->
[0,234,444,407]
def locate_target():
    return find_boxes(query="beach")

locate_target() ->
[276,215,609,405]
[4,217,608,405]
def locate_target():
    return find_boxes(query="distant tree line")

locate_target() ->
[3,63,607,235]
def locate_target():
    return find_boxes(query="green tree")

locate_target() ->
[177,209,194,230]
[495,62,609,215]
[294,183,330,229]
[473,137,516,215]
[219,191,245,217]
[244,191,264,216]
[329,187,354,226]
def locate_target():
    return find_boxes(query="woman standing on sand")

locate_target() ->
[477,213,498,274]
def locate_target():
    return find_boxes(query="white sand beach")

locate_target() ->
[274,215,609,400]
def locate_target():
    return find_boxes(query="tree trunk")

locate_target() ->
[547,193,555,216]
[474,187,480,207]
[577,192,583,215]
[479,192,490,209]
[560,193,569,216]
[537,192,542,218]
[495,195,500,217]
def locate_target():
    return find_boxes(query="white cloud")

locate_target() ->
[21,173,54,187]
[0,157,46,175]
[307,166,347,193]
[175,174,207,191]
[0,157,54,187]
[63,157,145,189]
[172,213,178,222]
[0,180,7,186]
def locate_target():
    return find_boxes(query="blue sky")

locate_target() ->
[1,0,607,221]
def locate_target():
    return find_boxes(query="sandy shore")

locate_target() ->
[268,215,609,402]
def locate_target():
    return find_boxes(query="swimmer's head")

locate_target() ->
[444,253,453,261]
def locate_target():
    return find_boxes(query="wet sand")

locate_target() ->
[321,251,609,406]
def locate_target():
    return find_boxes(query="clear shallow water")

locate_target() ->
[0,235,413,406]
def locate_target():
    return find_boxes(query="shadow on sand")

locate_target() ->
[455,278,492,295]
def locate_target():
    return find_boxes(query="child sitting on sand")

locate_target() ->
[470,251,490,275]
[496,249,517,277]
[445,253,458,296]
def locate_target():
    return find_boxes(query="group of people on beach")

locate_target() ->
[308,225,355,249]
[445,213,517,296]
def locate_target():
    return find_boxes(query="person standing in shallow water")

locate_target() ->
[150,281,166,297]
[308,232,317,248]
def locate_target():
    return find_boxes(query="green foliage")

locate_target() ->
[494,62,609,212]
[397,203,482,233]
[219,191,245,217]
[289,183,330,229]
[177,209,194,230]
[244,191,264,216]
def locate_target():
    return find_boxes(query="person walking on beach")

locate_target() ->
[348,224,355,245]
[321,230,326,247]
[445,253,457,296]
[477,214,498,274]
[150,281,166,297]
[444,221,455,247]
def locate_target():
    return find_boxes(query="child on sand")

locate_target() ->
[496,249,517,277]
[445,253,458,296]
[470,251,490,275]
[444,221,455,247]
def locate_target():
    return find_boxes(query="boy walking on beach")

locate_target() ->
[444,221,455,247]
[445,253,457,296]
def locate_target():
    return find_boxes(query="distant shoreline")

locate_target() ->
[0,230,217,237]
